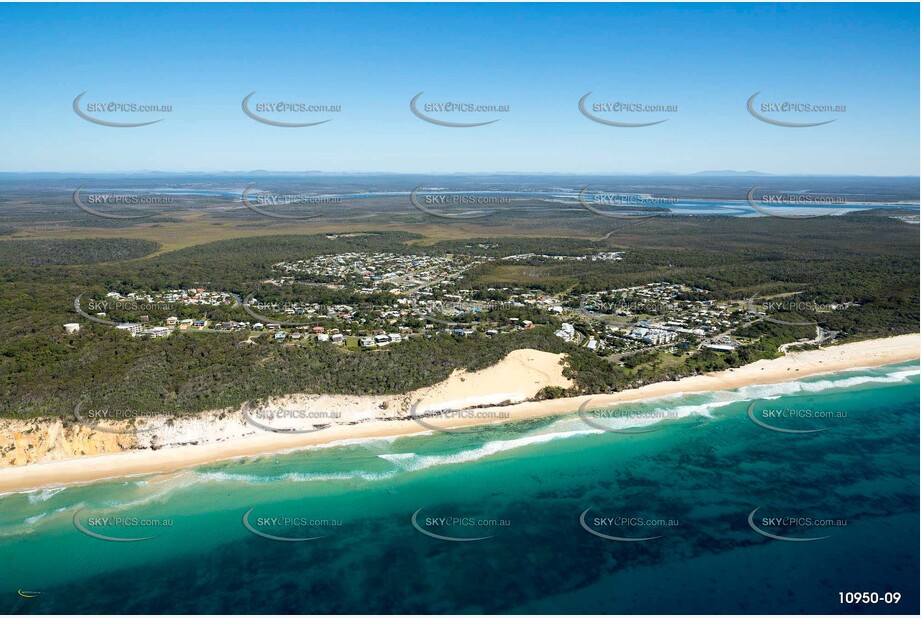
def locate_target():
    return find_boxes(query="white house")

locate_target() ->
[144,326,170,338]
[555,322,576,342]
[115,323,143,336]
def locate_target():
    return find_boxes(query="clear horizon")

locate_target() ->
[2,170,920,177]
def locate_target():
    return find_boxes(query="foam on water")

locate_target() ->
[0,506,70,539]
[378,427,603,472]
[195,469,396,484]
[26,487,65,503]
[372,363,919,473]
[733,366,918,402]
[6,362,913,514]
[24,506,68,526]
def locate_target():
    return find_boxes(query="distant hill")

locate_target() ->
[691,170,772,177]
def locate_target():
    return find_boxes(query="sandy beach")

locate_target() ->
[1,334,917,494]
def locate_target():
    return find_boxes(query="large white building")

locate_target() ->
[627,326,677,345]
[555,322,576,342]
[115,323,143,336]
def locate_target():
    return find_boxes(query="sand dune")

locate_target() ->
[0,334,917,494]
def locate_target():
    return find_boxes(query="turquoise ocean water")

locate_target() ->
[1,361,918,614]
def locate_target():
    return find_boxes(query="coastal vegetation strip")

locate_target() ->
[0,335,916,492]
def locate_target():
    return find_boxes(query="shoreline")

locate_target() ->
[1,334,918,495]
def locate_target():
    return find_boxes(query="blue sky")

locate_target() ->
[1,3,918,175]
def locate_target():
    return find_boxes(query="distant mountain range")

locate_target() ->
[691,170,773,177]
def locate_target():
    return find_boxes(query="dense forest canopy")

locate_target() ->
[1,212,917,419]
